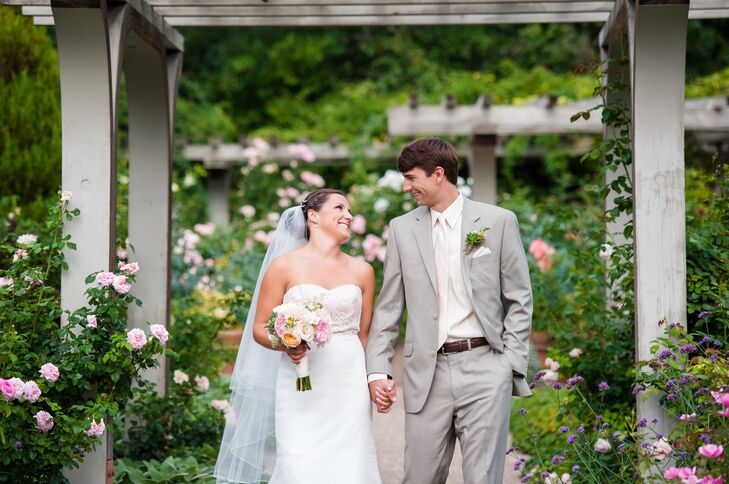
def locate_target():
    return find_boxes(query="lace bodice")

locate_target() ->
[283,284,362,336]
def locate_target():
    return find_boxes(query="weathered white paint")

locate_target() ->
[389,97,729,137]
[53,7,116,482]
[125,34,173,394]
[469,135,498,205]
[632,1,689,440]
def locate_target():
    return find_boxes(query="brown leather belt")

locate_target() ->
[438,337,488,355]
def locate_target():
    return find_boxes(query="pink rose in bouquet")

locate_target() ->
[266,298,332,391]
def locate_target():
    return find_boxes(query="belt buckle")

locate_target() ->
[439,344,457,356]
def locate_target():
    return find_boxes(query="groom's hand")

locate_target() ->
[369,380,396,413]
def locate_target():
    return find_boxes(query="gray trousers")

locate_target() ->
[403,345,513,484]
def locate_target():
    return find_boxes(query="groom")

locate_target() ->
[366,137,532,484]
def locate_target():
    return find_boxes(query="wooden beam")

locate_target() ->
[388,97,729,136]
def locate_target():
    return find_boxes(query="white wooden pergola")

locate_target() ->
[3,0,729,482]
[388,95,729,203]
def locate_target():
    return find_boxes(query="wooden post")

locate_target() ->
[53,5,117,482]
[125,34,177,394]
[631,0,689,439]
[207,168,232,226]
[468,134,497,205]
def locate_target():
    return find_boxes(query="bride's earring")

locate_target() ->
[314,222,319,229]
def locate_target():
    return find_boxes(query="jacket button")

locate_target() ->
[432,315,438,321]
[431,351,436,357]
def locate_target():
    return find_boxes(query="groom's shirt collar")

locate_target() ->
[430,193,464,230]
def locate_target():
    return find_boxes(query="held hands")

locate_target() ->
[285,342,309,365]
[368,379,397,413]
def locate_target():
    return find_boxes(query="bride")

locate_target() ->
[215,188,383,484]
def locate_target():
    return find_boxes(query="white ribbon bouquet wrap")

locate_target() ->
[266,298,332,391]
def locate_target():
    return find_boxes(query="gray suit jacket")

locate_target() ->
[365,198,533,413]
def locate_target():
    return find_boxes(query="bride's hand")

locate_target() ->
[285,343,309,364]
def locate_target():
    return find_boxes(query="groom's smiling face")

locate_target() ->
[402,167,444,207]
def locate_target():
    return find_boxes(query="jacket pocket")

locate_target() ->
[403,342,413,357]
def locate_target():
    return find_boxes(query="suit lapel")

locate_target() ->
[412,208,437,293]
[460,198,482,298]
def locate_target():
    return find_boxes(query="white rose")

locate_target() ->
[569,347,583,358]
[650,438,673,461]
[599,243,614,261]
[374,198,390,213]
[300,323,316,342]
[594,438,612,453]
[173,370,189,385]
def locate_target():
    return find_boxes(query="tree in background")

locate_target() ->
[0,8,61,219]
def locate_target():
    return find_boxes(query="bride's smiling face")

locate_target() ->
[310,194,354,243]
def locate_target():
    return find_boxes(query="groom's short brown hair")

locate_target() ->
[396,137,459,185]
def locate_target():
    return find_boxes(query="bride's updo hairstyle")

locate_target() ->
[300,188,346,240]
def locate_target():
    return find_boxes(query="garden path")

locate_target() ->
[372,343,523,484]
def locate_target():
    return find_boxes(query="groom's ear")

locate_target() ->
[433,166,446,182]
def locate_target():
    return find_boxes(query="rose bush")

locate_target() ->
[0,195,171,482]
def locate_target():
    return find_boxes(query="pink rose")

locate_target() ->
[211,399,231,412]
[362,234,385,262]
[650,438,673,461]
[194,375,210,392]
[126,328,147,350]
[7,378,24,399]
[0,277,14,288]
[664,467,680,479]
[113,275,131,294]
[718,408,729,417]
[528,238,556,272]
[17,234,37,245]
[194,223,215,236]
[594,438,611,453]
[95,271,115,287]
[351,215,366,235]
[288,143,316,163]
[315,321,330,345]
[544,357,560,372]
[87,315,97,328]
[120,262,139,274]
[699,444,723,459]
[239,205,256,218]
[39,363,60,382]
[12,249,28,262]
[23,381,41,402]
[85,419,106,437]
[679,413,696,422]
[300,170,325,187]
[60,191,73,201]
[34,411,54,432]
[0,379,15,400]
[173,370,189,385]
[149,324,169,344]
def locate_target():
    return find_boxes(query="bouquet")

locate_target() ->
[266,298,331,391]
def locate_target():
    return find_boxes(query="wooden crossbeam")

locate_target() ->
[388,97,729,136]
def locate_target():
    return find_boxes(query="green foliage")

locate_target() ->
[114,456,215,484]
[0,197,169,482]
[116,379,226,463]
[0,8,61,219]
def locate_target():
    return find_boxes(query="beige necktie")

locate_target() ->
[433,215,449,348]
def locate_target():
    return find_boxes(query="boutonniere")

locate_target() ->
[465,227,489,255]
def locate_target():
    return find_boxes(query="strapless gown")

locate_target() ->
[269,283,383,484]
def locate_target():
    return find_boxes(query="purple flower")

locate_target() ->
[698,311,711,318]
[559,426,569,433]
[551,455,565,464]
[668,322,682,329]
[567,434,578,444]
[572,465,580,473]
[700,433,710,444]
[651,418,659,424]
[712,340,722,348]
[679,375,692,384]
[598,381,610,392]
[641,441,650,449]
[710,353,720,363]
[679,344,696,354]
[700,336,712,345]
[577,424,585,434]
[632,384,644,395]
[667,393,677,401]
[506,447,516,455]
[534,370,547,380]
[513,459,524,471]
[666,379,676,388]
[518,408,527,415]
[552,382,562,390]
[637,418,647,428]
[15,441,22,448]
[541,471,550,478]
[658,349,673,360]
[566,375,584,389]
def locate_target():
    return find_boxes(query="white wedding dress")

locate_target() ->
[269,283,383,484]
